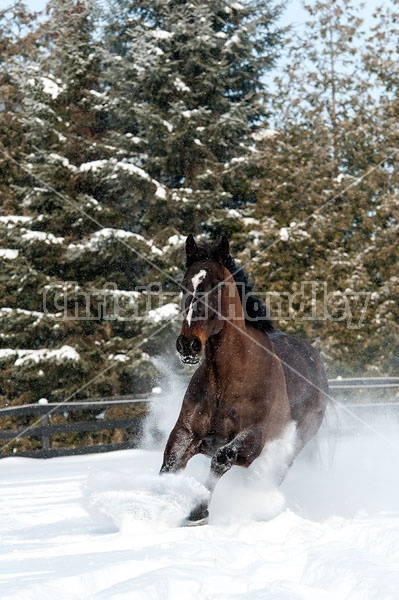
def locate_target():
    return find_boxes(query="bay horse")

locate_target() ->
[160,235,329,524]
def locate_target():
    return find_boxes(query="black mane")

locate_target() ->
[191,240,274,333]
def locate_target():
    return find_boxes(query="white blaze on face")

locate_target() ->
[187,269,207,326]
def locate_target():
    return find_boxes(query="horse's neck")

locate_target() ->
[205,270,247,374]
[220,268,246,327]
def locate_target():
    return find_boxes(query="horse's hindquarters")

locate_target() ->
[269,331,329,450]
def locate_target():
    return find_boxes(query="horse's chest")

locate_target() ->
[193,396,242,442]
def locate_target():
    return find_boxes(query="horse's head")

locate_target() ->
[176,234,231,364]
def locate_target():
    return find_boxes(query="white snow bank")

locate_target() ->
[48,153,78,172]
[0,345,80,366]
[225,33,240,47]
[108,353,130,363]
[161,234,186,253]
[2,355,399,600]
[279,226,289,241]
[84,463,209,531]
[0,249,18,259]
[226,208,241,218]
[40,76,63,99]
[152,29,173,40]
[78,159,167,200]
[79,159,110,173]
[0,307,45,326]
[167,234,185,246]
[20,229,64,245]
[115,162,167,200]
[0,349,17,361]
[148,302,179,323]
[67,228,163,256]
[0,215,32,226]
[1,408,399,600]
[251,128,279,141]
[27,74,64,99]
[242,217,259,226]
[174,77,190,92]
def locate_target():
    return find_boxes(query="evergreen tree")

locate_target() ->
[360,0,399,373]
[4,0,398,433]
[21,0,109,237]
[248,0,389,375]
[1,0,159,414]
[102,0,284,240]
[0,1,38,213]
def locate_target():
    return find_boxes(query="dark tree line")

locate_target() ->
[0,0,398,428]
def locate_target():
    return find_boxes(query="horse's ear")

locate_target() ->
[216,235,230,263]
[186,234,198,266]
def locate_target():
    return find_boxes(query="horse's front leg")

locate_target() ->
[160,422,200,474]
[186,428,264,524]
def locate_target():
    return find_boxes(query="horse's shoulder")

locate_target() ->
[184,364,215,402]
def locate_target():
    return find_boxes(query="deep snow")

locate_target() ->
[1,401,399,599]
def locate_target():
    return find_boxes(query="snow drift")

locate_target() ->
[1,373,399,599]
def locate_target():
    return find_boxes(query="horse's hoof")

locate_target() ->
[182,515,209,527]
[183,504,209,527]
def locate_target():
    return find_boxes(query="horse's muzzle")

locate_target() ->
[176,334,202,364]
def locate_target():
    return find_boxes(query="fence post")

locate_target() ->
[38,398,51,451]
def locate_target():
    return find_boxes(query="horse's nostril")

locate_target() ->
[190,337,202,354]
[176,335,184,354]
[176,334,201,358]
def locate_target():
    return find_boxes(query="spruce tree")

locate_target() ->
[249,0,387,375]
[1,0,158,417]
[360,0,399,373]
[0,1,38,213]
[103,0,284,241]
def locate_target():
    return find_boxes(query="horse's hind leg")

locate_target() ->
[294,394,327,456]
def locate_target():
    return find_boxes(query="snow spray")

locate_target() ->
[142,356,189,448]
[209,422,298,525]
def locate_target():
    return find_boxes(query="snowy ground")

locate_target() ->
[1,401,399,599]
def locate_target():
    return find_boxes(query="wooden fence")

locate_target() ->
[0,378,398,459]
[0,394,149,459]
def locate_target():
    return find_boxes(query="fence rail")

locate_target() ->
[0,378,398,459]
[328,377,399,389]
[0,396,149,459]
